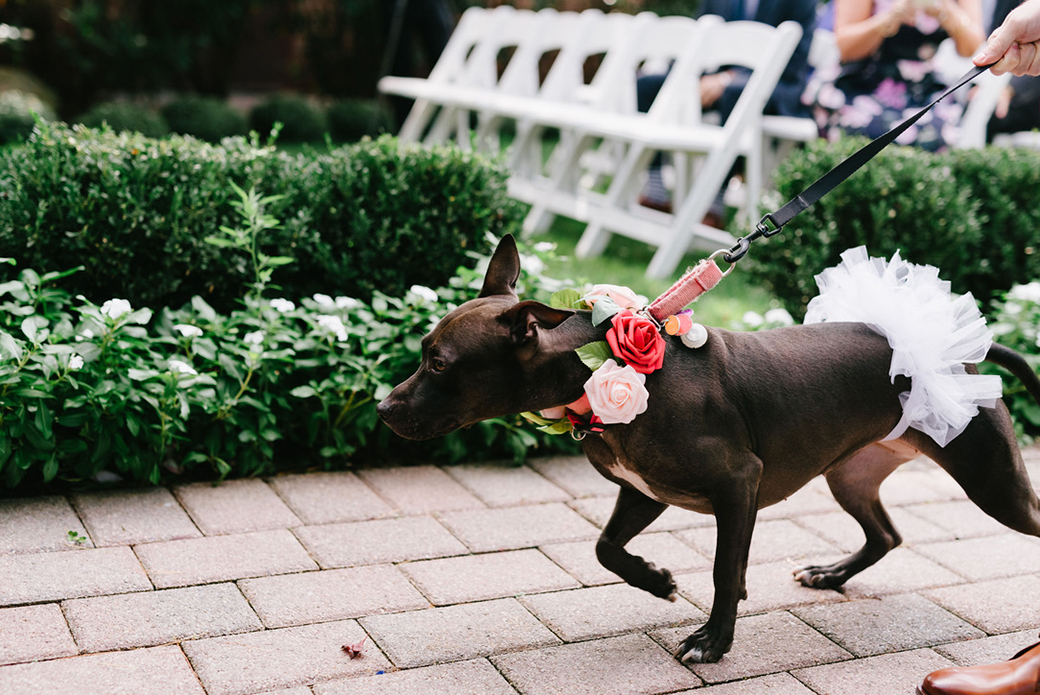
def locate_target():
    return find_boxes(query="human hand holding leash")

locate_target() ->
[974,0,1040,75]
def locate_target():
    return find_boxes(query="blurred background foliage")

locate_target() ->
[0,0,700,121]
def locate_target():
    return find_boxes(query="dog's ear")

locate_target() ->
[479,235,521,299]
[500,300,574,343]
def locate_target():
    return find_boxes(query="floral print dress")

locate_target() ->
[807,2,965,151]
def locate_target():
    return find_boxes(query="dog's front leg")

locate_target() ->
[596,486,676,600]
[675,458,762,663]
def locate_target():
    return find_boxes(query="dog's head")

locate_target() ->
[377,235,582,440]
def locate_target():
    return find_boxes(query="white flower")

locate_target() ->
[1009,282,1040,305]
[409,285,439,303]
[534,241,555,253]
[173,324,203,338]
[312,293,336,310]
[243,331,264,345]
[521,253,545,276]
[168,359,197,376]
[68,355,85,370]
[742,311,765,328]
[100,298,132,320]
[269,298,295,313]
[75,328,95,342]
[335,296,361,310]
[317,315,348,341]
[764,308,794,326]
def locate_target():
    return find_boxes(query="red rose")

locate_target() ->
[606,310,666,374]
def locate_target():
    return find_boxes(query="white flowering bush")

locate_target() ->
[982,281,1040,444]
[0,214,577,489]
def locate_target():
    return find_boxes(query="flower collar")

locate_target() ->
[522,283,709,439]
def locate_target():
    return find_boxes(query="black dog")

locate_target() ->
[378,235,1040,663]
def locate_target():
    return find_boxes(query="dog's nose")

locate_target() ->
[376,399,392,422]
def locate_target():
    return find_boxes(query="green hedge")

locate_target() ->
[76,102,170,138]
[0,236,579,491]
[750,138,1040,318]
[0,122,524,312]
[161,95,248,143]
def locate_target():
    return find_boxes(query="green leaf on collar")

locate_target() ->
[591,298,622,326]
[538,420,574,435]
[550,288,583,310]
[575,340,613,372]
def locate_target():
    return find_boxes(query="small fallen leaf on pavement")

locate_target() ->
[342,636,366,659]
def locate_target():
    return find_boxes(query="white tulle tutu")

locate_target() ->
[804,246,1003,447]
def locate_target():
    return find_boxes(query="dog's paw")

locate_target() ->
[642,563,678,601]
[673,625,732,663]
[793,564,848,591]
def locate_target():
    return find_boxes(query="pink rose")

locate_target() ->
[584,284,644,310]
[583,361,650,425]
[606,310,666,374]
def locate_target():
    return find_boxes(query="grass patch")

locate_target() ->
[532,216,779,328]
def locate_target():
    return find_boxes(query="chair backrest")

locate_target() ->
[495,9,588,98]
[458,6,543,90]
[424,7,491,84]
[593,13,703,117]
[698,18,803,135]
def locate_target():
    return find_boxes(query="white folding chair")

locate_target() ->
[505,13,701,236]
[378,6,491,144]
[573,17,804,278]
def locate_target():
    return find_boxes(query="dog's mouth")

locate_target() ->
[376,399,465,441]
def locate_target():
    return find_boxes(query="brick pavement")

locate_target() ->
[0,446,1038,694]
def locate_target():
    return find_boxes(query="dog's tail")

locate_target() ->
[985,343,1040,406]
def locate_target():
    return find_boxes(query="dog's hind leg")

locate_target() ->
[915,406,1040,539]
[794,441,918,590]
[596,485,676,600]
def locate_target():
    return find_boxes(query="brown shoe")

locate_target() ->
[638,195,672,214]
[918,637,1040,695]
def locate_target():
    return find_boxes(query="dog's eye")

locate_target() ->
[430,358,447,373]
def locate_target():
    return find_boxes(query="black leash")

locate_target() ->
[722,62,994,265]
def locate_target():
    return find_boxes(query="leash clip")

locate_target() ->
[721,214,783,264]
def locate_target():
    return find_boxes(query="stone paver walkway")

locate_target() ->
[1,447,1039,695]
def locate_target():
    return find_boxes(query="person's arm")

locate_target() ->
[925,0,985,57]
[974,0,1040,75]
[835,0,917,62]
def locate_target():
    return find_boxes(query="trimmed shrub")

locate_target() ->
[750,138,1040,318]
[0,234,578,491]
[0,122,524,312]
[76,101,169,138]
[327,98,393,142]
[249,94,327,143]
[161,95,248,142]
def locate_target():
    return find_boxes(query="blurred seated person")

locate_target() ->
[810,0,985,151]
[637,0,818,220]
[987,72,1040,138]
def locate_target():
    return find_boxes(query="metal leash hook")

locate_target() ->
[720,213,785,265]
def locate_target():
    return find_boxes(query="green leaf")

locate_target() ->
[0,331,22,361]
[591,298,622,327]
[42,455,58,483]
[203,236,238,248]
[290,385,318,398]
[575,341,613,372]
[34,401,53,439]
[550,289,582,310]
[264,256,294,267]
[538,420,574,435]
[20,316,39,343]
